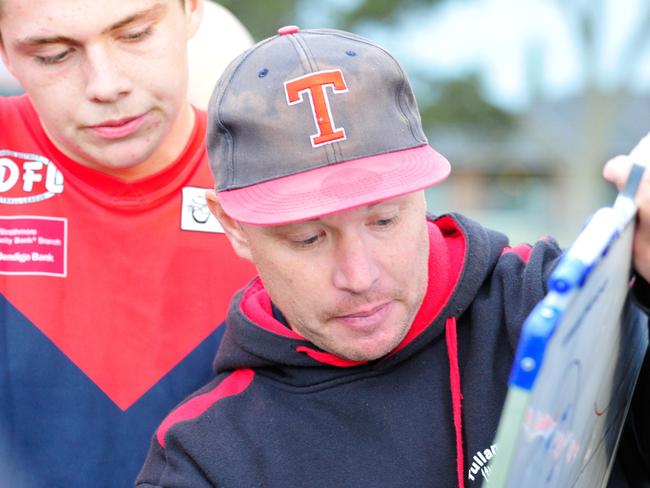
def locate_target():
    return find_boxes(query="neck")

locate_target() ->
[128,103,196,180]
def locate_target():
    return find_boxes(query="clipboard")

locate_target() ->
[485,164,648,488]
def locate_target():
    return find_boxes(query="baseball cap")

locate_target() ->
[207,26,451,225]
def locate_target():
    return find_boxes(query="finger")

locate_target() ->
[602,155,631,190]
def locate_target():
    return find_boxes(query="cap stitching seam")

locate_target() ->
[291,33,336,165]
[309,30,424,143]
[214,36,278,189]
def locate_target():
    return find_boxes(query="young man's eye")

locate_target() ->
[35,49,72,65]
[120,26,153,42]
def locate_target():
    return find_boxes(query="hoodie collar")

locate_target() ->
[215,215,468,374]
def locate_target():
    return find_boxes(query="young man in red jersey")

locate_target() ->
[0,1,254,485]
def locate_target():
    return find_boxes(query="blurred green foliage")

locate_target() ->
[418,75,516,132]
[216,0,301,39]
[336,0,447,29]
[215,0,516,135]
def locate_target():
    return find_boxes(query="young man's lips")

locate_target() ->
[88,114,147,139]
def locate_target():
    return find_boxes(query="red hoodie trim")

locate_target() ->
[241,280,304,340]
[239,216,467,366]
[446,316,465,488]
[295,346,368,367]
[156,368,254,448]
[391,216,466,354]
[500,243,533,263]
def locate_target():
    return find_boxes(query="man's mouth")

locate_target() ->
[334,301,393,329]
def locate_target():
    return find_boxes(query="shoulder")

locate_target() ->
[437,212,562,266]
[155,368,255,449]
[0,94,29,113]
[434,212,509,253]
[0,94,21,119]
[0,95,38,130]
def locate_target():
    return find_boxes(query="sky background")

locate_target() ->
[296,0,650,110]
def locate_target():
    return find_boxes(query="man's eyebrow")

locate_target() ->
[296,202,390,224]
[13,3,166,48]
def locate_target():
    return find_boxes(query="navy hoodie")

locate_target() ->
[137,214,650,487]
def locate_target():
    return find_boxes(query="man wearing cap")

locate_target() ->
[137,27,650,487]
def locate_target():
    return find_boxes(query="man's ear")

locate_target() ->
[184,0,204,40]
[205,189,253,262]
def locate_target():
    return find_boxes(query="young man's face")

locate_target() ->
[0,0,202,179]
[234,192,431,362]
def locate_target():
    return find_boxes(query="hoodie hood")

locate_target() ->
[139,212,569,488]
[213,213,508,379]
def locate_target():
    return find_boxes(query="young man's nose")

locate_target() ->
[84,45,132,103]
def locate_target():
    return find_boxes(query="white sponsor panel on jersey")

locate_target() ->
[181,186,224,234]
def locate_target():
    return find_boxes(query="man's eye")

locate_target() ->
[298,235,320,246]
[376,218,395,226]
[374,216,398,228]
[290,231,324,248]
[36,49,72,65]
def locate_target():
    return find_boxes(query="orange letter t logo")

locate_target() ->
[284,69,348,147]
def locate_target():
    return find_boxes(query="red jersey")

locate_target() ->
[0,95,255,486]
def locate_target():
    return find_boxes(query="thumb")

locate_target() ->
[602,155,630,190]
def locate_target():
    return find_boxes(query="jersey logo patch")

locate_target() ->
[0,150,64,204]
[0,216,67,276]
[181,186,224,233]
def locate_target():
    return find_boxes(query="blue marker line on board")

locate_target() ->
[509,302,561,390]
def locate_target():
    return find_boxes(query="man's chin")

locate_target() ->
[331,337,403,362]
[72,144,159,178]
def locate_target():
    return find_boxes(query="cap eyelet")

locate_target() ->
[258,68,269,78]
[346,50,357,57]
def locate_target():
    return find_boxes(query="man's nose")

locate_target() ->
[84,44,132,103]
[331,234,380,294]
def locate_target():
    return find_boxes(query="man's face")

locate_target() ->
[0,0,202,179]
[238,192,430,361]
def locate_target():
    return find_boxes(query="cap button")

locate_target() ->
[278,25,300,36]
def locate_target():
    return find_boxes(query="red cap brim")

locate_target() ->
[217,144,451,225]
